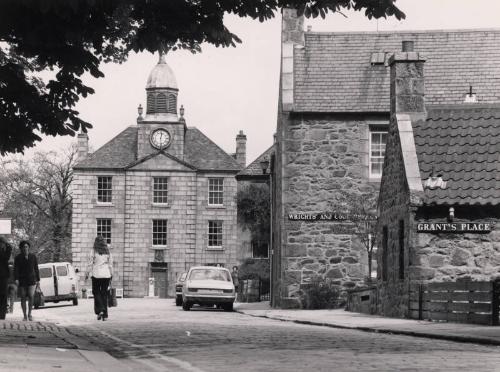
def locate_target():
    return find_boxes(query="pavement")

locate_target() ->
[0,308,131,372]
[234,301,500,346]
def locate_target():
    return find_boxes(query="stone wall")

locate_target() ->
[276,113,387,307]
[412,208,500,283]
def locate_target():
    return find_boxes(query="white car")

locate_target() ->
[182,266,235,311]
[35,262,79,308]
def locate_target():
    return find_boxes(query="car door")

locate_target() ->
[55,263,71,296]
[39,265,56,297]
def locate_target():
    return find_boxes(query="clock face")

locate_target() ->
[150,129,171,150]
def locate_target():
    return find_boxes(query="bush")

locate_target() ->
[301,278,339,309]
[238,258,269,281]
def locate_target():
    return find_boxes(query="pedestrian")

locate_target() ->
[7,262,17,313]
[86,236,113,321]
[14,240,40,321]
[0,237,13,320]
[231,266,239,302]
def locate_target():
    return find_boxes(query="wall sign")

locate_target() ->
[0,218,12,235]
[417,222,492,233]
[288,213,376,222]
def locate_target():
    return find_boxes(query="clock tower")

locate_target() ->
[137,52,187,160]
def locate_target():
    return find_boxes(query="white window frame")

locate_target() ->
[96,218,112,245]
[369,130,387,179]
[97,176,113,203]
[208,178,224,206]
[152,177,169,205]
[152,219,168,247]
[207,220,223,248]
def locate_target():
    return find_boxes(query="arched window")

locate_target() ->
[156,93,167,113]
[146,93,155,114]
[167,94,177,113]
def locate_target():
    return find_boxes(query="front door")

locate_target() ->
[151,265,168,298]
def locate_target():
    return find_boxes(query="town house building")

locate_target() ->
[272,8,500,308]
[72,55,243,298]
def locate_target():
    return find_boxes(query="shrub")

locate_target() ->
[301,278,339,309]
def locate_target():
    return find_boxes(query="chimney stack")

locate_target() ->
[389,40,426,120]
[235,130,247,168]
[77,132,89,162]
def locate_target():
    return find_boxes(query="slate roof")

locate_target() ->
[412,105,500,206]
[74,126,241,172]
[237,144,275,178]
[295,29,500,112]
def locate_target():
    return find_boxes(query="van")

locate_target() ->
[35,262,79,308]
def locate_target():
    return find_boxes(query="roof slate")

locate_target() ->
[74,126,241,172]
[237,144,275,177]
[295,29,500,112]
[413,105,500,206]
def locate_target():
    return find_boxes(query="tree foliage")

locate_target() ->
[0,148,77,263]
[330,189,378,281]
[0,1,404,154]
[237,183,271,243]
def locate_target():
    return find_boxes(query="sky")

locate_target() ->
[31,0,500,165]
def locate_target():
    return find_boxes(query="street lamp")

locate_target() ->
[259,157,270,174]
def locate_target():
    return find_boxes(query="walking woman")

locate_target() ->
[86,236,113,321]
[0,237,13,320]
[14,240,39,321]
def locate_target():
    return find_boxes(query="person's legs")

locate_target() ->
[101,278,110,319]
[18,286,27,320]
[26,285,35,320]
[91,277,102,317]
[0,278,8,320]
[8,285,15,313]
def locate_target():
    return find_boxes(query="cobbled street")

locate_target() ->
[21,298,500,372]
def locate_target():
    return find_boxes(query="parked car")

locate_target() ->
[35,262,79,308]
[182,266,235,311]
[175,272,187,306]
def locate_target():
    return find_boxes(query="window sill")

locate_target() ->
[151,246,168,249]
[152,203,170,208]
[96,202,114,207]
[206,247,224,251]
[207,205,225,209]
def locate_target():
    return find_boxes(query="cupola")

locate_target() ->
[144,52,179,122]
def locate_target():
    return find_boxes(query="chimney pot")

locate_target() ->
[402,40,414,52]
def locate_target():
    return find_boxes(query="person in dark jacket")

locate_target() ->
[14,240,40,321]
[0,237,13,320]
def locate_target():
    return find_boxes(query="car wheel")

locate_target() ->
[223,303,233,312]
[175,296,182,306]
[73,298,78,306]
[182,301,191,311]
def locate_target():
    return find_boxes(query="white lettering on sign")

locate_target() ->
[417,222,492,233]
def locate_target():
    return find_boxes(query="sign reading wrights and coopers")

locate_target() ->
[417,222,492,233]
[288,213,376,222]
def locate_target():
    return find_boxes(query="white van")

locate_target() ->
[35,262,79,308]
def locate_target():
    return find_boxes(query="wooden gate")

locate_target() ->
[409,281,500,325]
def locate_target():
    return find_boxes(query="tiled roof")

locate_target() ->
[74,126,241,172]
[184,127,241,171]
[237,144,275,177]
[295,29,500,112]
[74,126,138,169]
[413,105,500,206]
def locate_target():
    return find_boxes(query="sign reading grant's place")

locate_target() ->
[417,222,492,233]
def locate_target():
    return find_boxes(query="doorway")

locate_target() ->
[151,263,168,298]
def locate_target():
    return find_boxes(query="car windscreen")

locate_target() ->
[39,267,52,278]
[179,272,187,281]
[189,269,230,281]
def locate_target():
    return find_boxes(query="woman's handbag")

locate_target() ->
[34,284,45,309]
[107,282,117,307]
